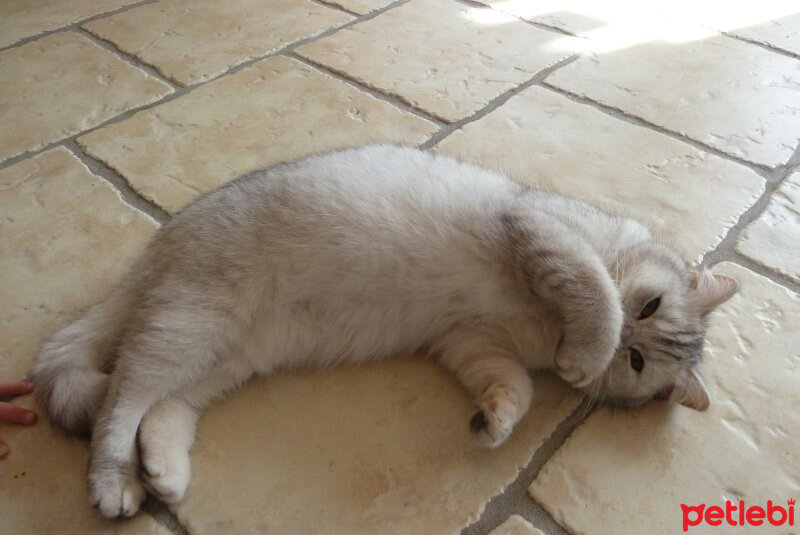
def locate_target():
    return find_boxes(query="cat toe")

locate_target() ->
[141,450,190,503]
[89,467,145,518]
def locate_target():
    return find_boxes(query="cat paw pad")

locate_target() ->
[470,385,520,448]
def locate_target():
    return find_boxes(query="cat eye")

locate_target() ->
[638,296,661,320]
[629,348,645,373]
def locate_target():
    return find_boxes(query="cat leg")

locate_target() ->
[435,332,533,448]
[503,212,623,388]
[138,359,253,503]
[87,370,149,518]
[88,325,220,517]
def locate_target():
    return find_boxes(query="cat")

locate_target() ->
[33,145,737,518]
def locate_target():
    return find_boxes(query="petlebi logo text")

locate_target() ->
[682,499,796,532]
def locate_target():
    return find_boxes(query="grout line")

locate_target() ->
[0,0,158,53]
[287,52,446,127]
[142,495,190,535]
[453,0,577,37]
[721,31,800,61]
[711,251,800,295]
[420,55,580,150]
[539,82,775,177]
[65,140,171,225]
[310,0,362,17]
[200,0,411,83]
[76,27,180,90]
[461,398,597,535]
[0,89,183,173]
[700,141,800,295]
[535,73,800,299]
[74,0,368,89]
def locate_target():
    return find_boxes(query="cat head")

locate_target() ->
[593,242,737,412]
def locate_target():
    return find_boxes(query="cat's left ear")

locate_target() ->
[688,270,738,312]
[670,367,710,412]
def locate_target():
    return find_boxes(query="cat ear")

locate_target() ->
[670,367,710,412]
[688,270,738,311]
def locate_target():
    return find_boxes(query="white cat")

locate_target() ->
[33,145,737,518]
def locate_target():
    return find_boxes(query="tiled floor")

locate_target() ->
[1,1,798,534]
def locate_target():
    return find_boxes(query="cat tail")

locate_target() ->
[32,282,136,434]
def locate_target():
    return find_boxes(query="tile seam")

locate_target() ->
[0,0,158,53]
[310,0,362,17]
[539,82,775,177]
[286,52,447,127]
[460,399,597,535]
[419,55,580,150]
[722,32,800,61]
[701,143,800,295]
[65,140,171,225]
[75,27,181,90]
[77,0,406,88]
[142,494,191,535]
[182,0,411,86]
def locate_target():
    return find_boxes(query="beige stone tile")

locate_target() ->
[546,35,800,168]
[732,13,800,56]
[0,148,162,534]
[489,515,545,535]
[0,0,134,48]
[320,0,393,15]
[79,56,437,213]
[0,32,171,163]
[297,0,574,122]
[84,0,352,86]
[529,263,800,535]
[172,360,579,534]
[737,172,800,283]
[436,86,764,263]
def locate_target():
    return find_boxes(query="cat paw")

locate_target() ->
[469,384,521,448]
[555,347,610,388]
[140,442,191,503]
[89,467,145,518]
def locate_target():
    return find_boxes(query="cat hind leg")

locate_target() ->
[435,330,533,448]
[138,359,253,503]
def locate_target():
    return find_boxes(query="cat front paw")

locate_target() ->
[555,346,612,388]
[469,384,522,448]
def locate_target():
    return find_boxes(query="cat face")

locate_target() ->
[592,243,737,411]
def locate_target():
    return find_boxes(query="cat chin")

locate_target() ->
[598,394,653,410]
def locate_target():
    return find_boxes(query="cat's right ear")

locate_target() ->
[688,270,738,312]
[670,367,710,412]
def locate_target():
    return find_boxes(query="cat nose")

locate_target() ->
[621,324,634,345]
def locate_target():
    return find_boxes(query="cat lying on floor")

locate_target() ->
[33,145,736,518]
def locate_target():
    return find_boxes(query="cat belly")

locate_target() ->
[506,311,562,370]
[239,300,450,374]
